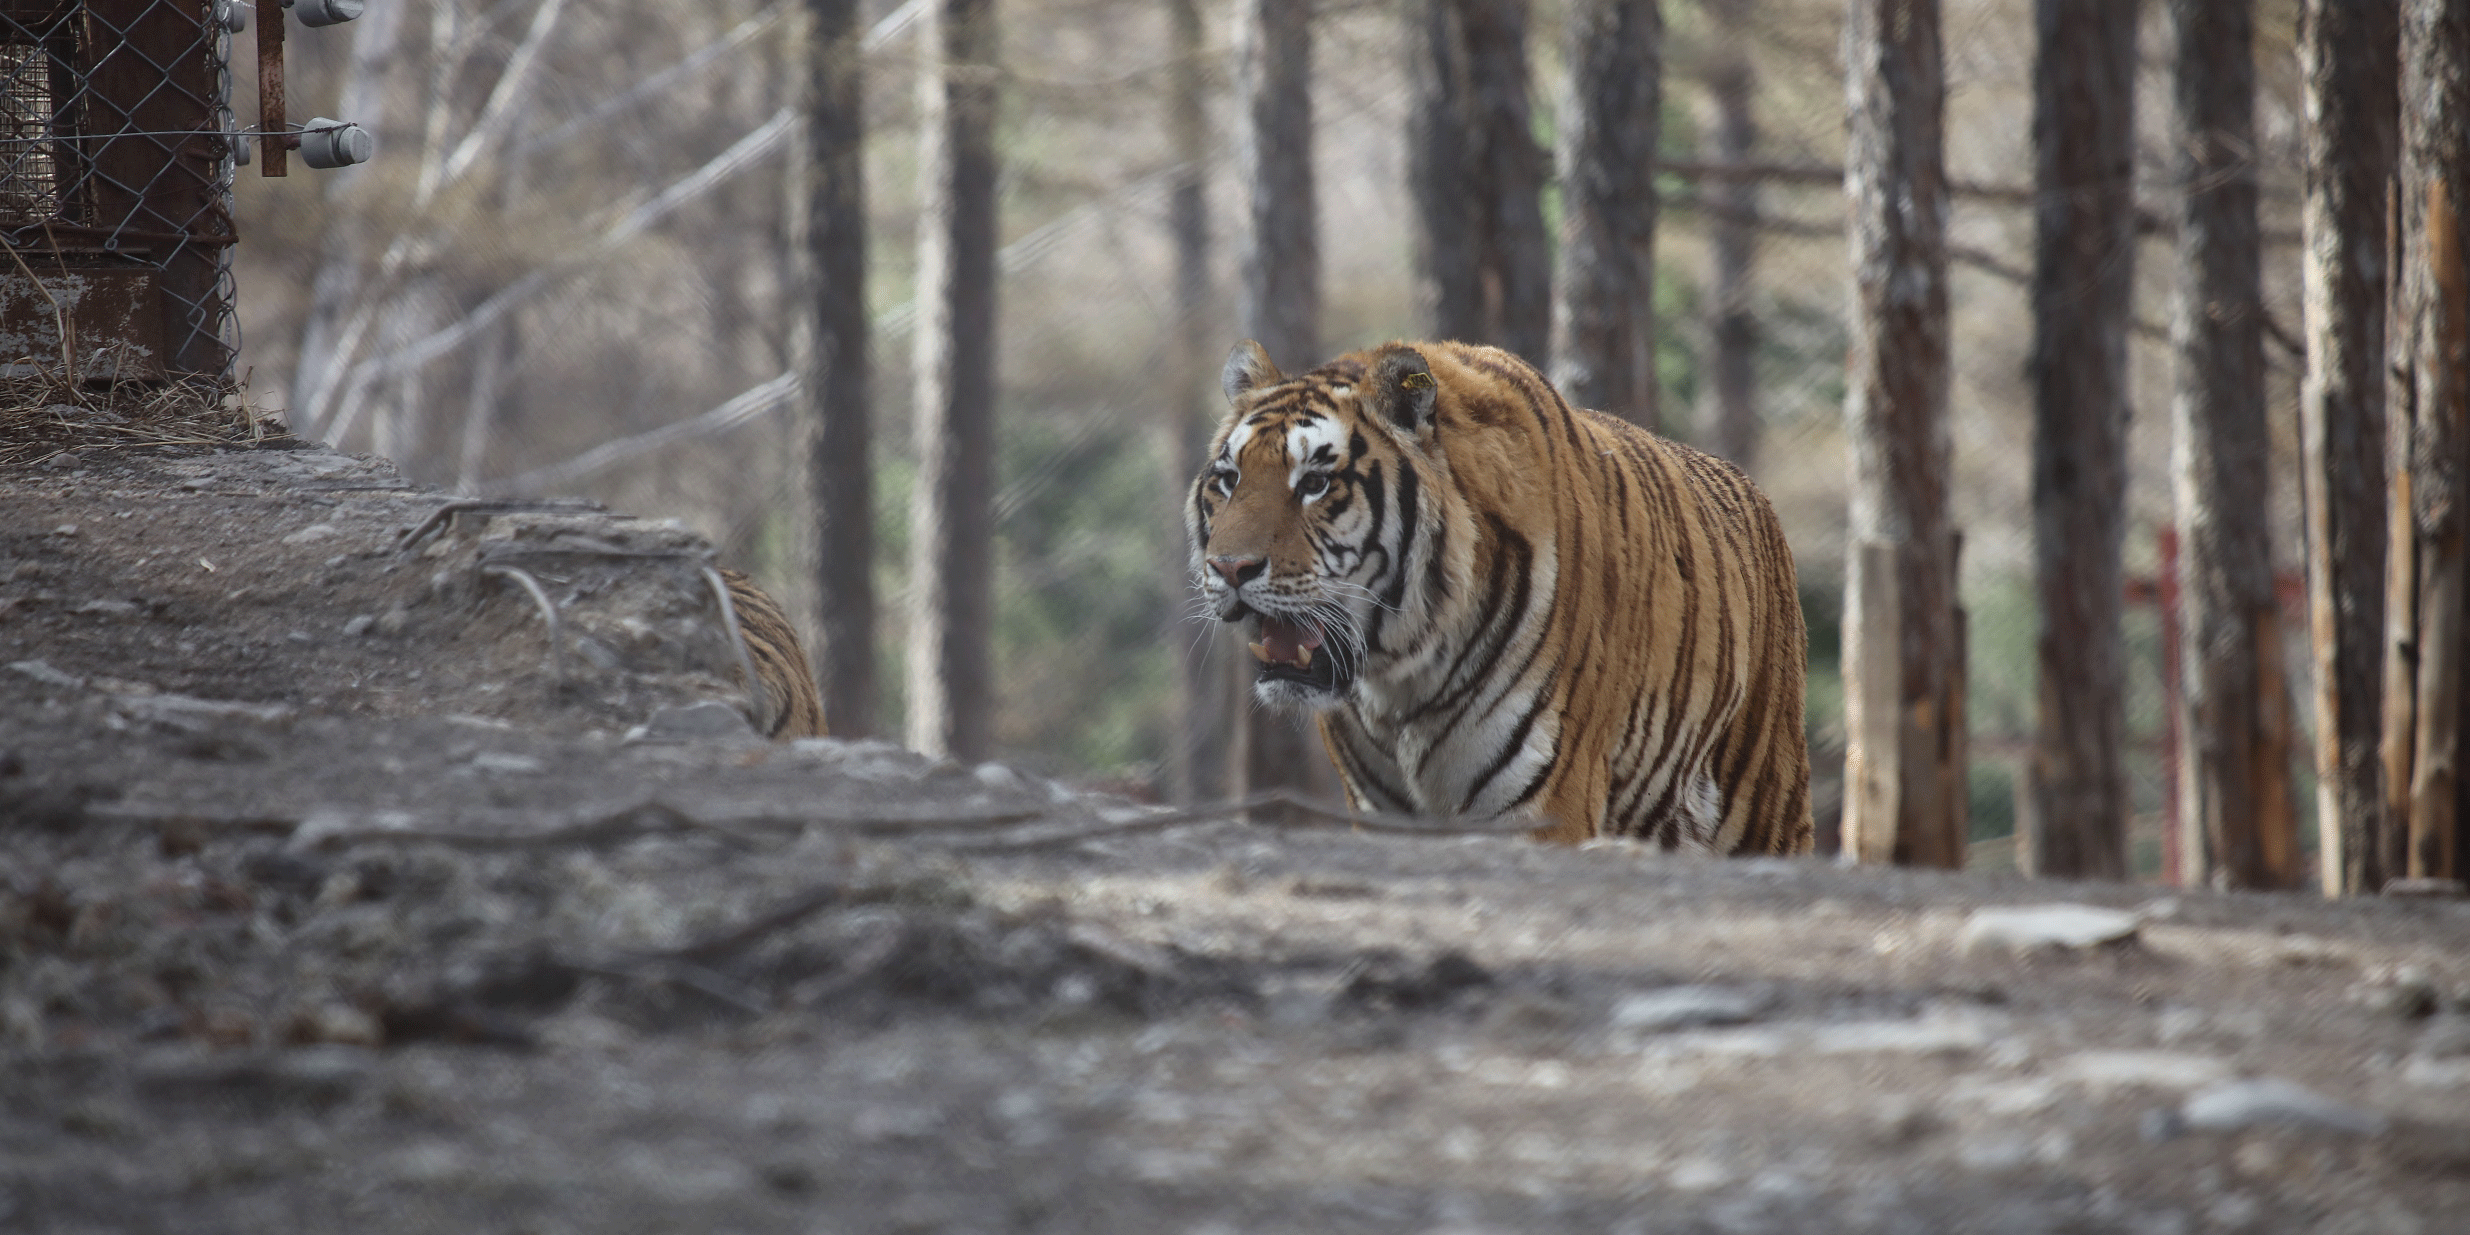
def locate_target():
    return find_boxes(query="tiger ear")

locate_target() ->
[1221,340,1282,404]
[1367,346,1438,432]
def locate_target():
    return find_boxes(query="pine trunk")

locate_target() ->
[1701,0,1757,468]
[2168,0,2298,890]
[2385,0,2470,884]
[1410,0,1550,365]
[2299,0,2397,894]
[907,0,1000,762]
[1163,0,1219,802]
[2023,0,2138,880]
[1234,0,1325,801]
[807,0,876,739]
[1550,0,1660,428]
[1841,0,1964,869]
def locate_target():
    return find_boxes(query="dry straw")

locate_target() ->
[0,374,293,467]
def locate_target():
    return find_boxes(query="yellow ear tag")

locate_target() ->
[1399,372,1434,391]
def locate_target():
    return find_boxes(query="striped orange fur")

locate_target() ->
[717,567,826,740]
[1190,340,1811,853]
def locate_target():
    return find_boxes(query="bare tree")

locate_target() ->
[1700,0,1757,467]
[1550,0,1660,428]
[1840,0,1965,869]
[807,0,875,738]
[907,0,1001,761]
[1409,0,1550,364]
[1233,0,1325,802]
[2299,0,2397,894]
[2021,0,2138,880]
[2383,0,2469,884]
[2168,0,2298,889]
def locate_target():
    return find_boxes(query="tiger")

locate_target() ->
[1188,339,1811,853]
[714,567,827,740]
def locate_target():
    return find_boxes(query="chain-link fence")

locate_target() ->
[0,0,238,381]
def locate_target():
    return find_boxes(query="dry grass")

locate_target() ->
[0,376,296,466]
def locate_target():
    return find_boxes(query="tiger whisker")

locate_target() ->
[1317,579,1401,615]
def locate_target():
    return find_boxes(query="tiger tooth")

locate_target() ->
[1297,645,1313,669]
[1248,641,1274,663]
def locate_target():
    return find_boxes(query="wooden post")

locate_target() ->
[1843,540,1903,866]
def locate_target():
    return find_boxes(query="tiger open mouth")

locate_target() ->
[1242,610,1346,694]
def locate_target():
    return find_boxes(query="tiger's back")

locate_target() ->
[716,567,826,740]
[1505,398,1810,852]
[1192,339,1810,854]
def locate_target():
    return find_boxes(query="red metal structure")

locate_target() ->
[2128,526,2309,885]
[0,0,237,380]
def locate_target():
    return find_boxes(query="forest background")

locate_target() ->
[222,0,2319,875]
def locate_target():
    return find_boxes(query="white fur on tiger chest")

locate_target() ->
[1338,537,1563,821]
[1344,675,1560,820]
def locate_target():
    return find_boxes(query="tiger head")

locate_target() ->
[1188,339,1443,711]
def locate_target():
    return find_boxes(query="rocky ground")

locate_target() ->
[4,423,2470,1234]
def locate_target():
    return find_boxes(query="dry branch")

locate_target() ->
[321,106,802,440]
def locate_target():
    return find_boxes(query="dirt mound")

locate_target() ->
[5,435,2470,1233]
[2,433,777,736]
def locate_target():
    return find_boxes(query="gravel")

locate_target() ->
[4,441,2469,1232]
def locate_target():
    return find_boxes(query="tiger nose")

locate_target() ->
[1209,555,1264,588]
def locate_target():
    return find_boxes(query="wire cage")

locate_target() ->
[0,0,237,381]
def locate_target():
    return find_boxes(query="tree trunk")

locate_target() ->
[2385,0,2470,885]
[807,0,876,739]
[2168,0,2298,890]
[1840,0,1964,869]
[907,0,1000,762]
[1409,0,1550,365]
[1239,0,1317,374]
[1700,0,1757,468]
[1162,0,1219,803]
[2023,0,2138,881]
[2299,0,2397,895]
[1234,0,1328,802]
[1549,0,1660,429]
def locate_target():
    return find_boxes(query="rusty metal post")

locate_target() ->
[2158,525,2184,885]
